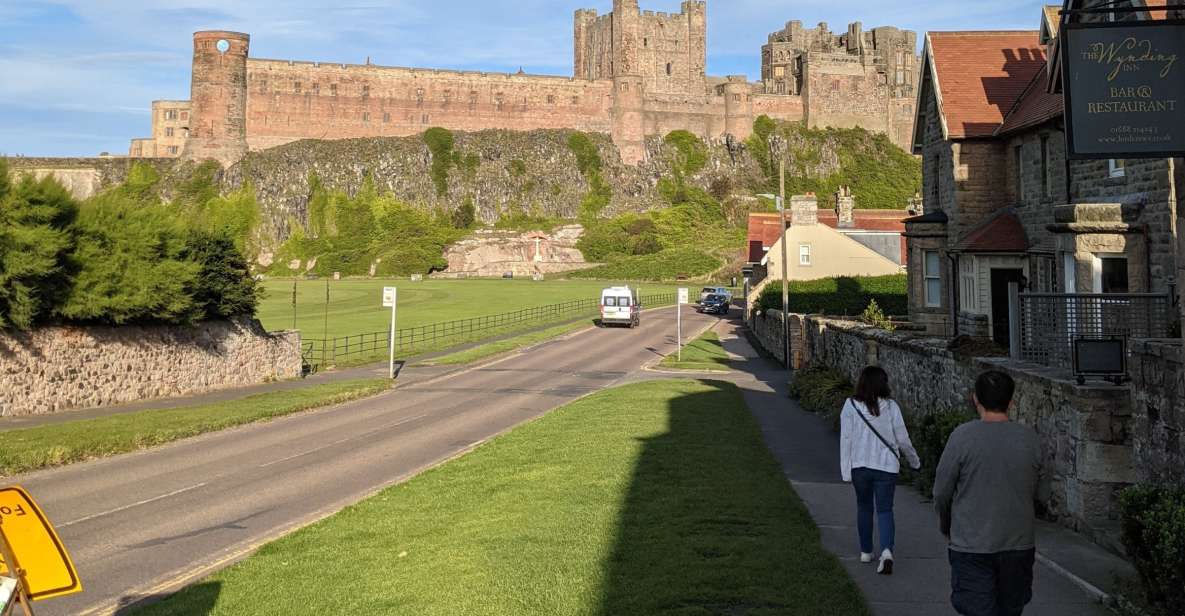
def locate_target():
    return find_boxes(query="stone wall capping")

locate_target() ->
[1053,203,1123,224]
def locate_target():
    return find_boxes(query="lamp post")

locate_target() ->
[757,155,790,371]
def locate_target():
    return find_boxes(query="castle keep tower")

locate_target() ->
[183,31,250,166]
[611,0,646,164]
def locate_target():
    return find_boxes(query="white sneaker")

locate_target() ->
[877,549,894,575]
[859,552,874,563]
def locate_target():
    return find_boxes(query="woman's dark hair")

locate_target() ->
[853,366,891,417]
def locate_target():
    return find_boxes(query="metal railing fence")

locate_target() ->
[1018,292,1175,369]
[301,292,679,371]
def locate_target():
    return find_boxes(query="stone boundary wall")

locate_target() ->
[1129,339,1185,486]
[0,318,302,417]
[750,311,1144,552]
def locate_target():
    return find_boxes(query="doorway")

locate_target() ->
[991,268,1025,346]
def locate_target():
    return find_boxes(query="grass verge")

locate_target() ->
[417,318,596,366]
[132,379,869,616]
[0,379,390,477]
[659,328,731,372]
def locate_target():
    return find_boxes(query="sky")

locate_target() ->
[0,0,1046,157]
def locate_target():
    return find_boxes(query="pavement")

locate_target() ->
[704,317,1132,616]
[14,305,718,616]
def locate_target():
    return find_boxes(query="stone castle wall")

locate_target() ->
[129,3,917,166]
[0,318,303,417]
[243,60,615,153]
[749,311,1160,552]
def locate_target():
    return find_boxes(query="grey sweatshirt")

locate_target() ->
[933,420,1042,554]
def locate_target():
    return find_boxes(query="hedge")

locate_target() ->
[1121,485,1185,616]
[757,275,907,316]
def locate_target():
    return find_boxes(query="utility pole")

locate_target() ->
[779,155,790,371]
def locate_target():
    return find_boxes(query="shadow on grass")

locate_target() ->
[595,380,869,616]
[117,581,221,616]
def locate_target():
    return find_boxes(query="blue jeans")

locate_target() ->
[852,467,897,554]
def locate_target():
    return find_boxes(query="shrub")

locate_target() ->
[900,409,975,498]
[664,130,708,178]
[567,248,720,282]
[424,127,456,196]
[452,198,477,229]
[1120,485,1185,616]
[861,299,896,332]
[757,275,907,316]
[183,232,261,320]
[789,364,852,431]
[60,193,201,325]
[0,166,79,329]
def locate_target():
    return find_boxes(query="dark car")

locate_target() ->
[697,294,730,315]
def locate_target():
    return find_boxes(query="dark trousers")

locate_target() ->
[851,467,897,554]
[949,548,1036,616]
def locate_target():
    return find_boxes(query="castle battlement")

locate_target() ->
[131,4,916,167]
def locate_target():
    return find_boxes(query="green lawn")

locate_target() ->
[257,279,680,339]
[418,317,597,366]
[132,380,869,616]
[660,329,732,372]
[0,379,389,477]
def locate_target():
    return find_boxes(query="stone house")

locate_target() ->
[906,1,1180,344]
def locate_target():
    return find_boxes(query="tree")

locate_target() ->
[452,198,477,229]
[0,165,78,329]
[183,231,261,320]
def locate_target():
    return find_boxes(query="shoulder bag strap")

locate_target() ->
[849,399,900,459]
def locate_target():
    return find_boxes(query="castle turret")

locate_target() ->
[183,31,249,166]
[574,9,597,80]
[682,1,707,89]
[723,76,753,142]
[611,0,646,164]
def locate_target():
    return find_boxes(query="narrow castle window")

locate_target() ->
[547,95,556,105]
[165,128,174,137]
[168,146,179,155]
[330,83,338,97]
[313,83,320,95]
[294,81,302,94]
[422,114,429,124]
[383,112,391,123]
[362,84,370,98]
[495,95,504,111]
[416,88,425,107]
[666,62,672,76]
[260,80,268,94]
[572,96,580,105]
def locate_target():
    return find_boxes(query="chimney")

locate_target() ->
[790,193,818,226]
[835,185,855,228]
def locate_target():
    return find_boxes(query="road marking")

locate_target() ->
[258,414,428,468]
[58,482,209,529]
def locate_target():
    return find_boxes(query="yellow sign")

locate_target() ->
[0,486,82,601]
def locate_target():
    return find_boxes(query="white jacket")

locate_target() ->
[840,397,921,482]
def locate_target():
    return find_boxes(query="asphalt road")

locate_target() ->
[17,305,718,616]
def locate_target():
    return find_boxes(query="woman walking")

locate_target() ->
[840,366,921,575]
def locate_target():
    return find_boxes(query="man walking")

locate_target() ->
[934,371,1042,616]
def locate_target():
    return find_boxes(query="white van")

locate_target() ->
[600,286,640,328]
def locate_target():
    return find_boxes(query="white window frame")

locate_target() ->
[1108,158,1126,178]
[960,256,978,312]
[924,250,942,308]
[799,243,812,266]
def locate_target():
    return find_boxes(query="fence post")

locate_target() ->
[1009,282,1022,360]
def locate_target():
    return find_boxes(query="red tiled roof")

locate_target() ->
[996,68,1063,135]
[928,31,1047,138]
[956,210,1029,252]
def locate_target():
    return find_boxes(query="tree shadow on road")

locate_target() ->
[116,581,221,616]
[594,379,869,616]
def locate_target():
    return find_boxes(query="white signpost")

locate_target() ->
[383,287,398,379]
[677,288,689,362]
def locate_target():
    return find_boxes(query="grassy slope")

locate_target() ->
[0,379,389,477]
[660,329,732,372]
[132,380,868,616]
[257,279,679,339]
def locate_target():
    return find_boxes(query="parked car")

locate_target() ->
[599,286,640,328]
[699,286,732,304]
[697,294,730,315]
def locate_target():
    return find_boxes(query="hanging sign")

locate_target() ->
[1062,19,1185,158]
[0,486,82,602]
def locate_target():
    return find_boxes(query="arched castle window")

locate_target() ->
[416,88,425,107]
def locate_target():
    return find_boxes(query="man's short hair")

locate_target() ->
[975,370,1015,412]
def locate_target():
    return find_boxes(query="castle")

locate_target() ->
[128,1,919,166]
